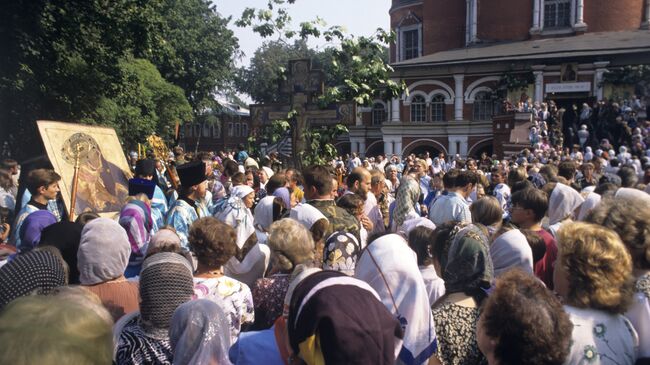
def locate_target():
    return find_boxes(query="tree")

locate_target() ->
[235,40,314,104]
[0,0,238,159]
[235,0,405,167]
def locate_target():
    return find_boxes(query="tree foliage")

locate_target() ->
[0,0,237,159]
[235,0,404,166]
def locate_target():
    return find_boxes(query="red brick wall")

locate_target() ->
[390,3,424,62]
[584,0,645,32]
[422,0,467,54]
[477,0,532,42]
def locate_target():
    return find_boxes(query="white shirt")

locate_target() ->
[428,192,472,226]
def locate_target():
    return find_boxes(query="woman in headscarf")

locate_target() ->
[391,177,421,232]
[546,182,584,238]
[170,299,232,365]
[78,218,139,321]
[322,231,359,275]
[18,210,57,252]
[355,233,437,365]
[119,198,154,278]
[272,187,292,210]
[577,191,601,221]
[189,217,254,343]
[38,221,83,284]
[489,223,534,278]
[554,222,638,364]
[288,270,404,365]
[215,185,266,288]
[290,203,329,265]
[115,252,195,365]
[429,222,493,365]
[253,195,285,245]
[0,249,67,309]
[251,218,314,330]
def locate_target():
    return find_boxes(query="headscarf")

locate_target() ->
[139,253,195,338]
[118,200,153,267]
[399,217,436,237]
[39,221,83,284]
[548,183,585,225]
[578,192,602,221]
[442,223,493,297]
[18,210,57,252]
[290,203,327,230]
[78,218,131,285]
[615,187,650,206]
[489,229,533,277]
[254,196,276,233]
[273,187,291,209]
[584,146,593,161]
[170,299,232,365]
[289,270,404,365]
[262,166,274,179]
[215,186,255,249]
[322,231,360,275]
[393,177,421,228]
[0,250,66,309]
[147,229,182,255]
[355,234,437,365]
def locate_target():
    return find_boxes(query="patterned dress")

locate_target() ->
[193,275,255,343]
[115,316,172,365]
[432,302,486,365]
[251,274,290,330]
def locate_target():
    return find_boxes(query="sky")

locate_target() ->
[215,0,392,67]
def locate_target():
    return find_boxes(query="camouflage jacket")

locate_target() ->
[307,199,361,243]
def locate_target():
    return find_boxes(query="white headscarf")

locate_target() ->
[253,196,276,233]
[290,203,327,230]
[399,217,436,237]
[578,192,601,221]
[215,186,255,249]
[355,234,437,365]
[231,185,254,199]
[549,183,585,225]
[261,166,274,179]
[489,229,533,277]
[615,187,650,205]
[584,146,593,161]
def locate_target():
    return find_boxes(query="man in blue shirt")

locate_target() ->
[429,170,476,226]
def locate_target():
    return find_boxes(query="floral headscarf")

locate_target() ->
[323,231,359,275]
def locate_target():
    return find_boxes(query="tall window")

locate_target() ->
[242,123,248,137]
[431,94,445,122]
[235,123,242,137]
[372,103,386,125]
[228,122,234,137]
[544,0,571,28]
[473,91,493,121]
[403,29,419,60]
[411,95,426,122]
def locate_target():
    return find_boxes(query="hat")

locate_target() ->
[128,178,156,199]
[176,161,206,187]
[135,159,156,177]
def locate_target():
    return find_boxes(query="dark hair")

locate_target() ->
[507,167,527,187]
[431,222,458,274]
[188,217,237,268]
[231,172,245,186]
[557,161,577,181]
[521,229,546,264]
[511,188,548,222]
[481,269,573,365]
[303,165,333,197]
[454,170,476,188]
[0,159,18,170]
[617,166,638,188]
[442,169,459,189]
[346,168,366,189]
[408,226,436,266]
[223,159,239,177]
[511,180,534,195]
[26,169,61,195]
[265,173,286,195]
[593,182,618,196]
[336,194,364,217]
[74,212,100,226]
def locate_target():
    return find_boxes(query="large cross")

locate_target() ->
[250,59,355,166]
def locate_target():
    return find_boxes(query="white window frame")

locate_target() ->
[541,0,574,30]
[398,23,422,61]
[242,123,248,137]
[410,95,427,122]
[430,94,446,122]
[371,102,387,126]
[472,91,494,121]
[228,122,234,137]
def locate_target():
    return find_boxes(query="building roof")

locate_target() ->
[392,30,650,68]
[214,98,250,116]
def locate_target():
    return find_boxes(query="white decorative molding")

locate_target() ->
[403,90,430,105]
[407,80,455,100]
[402,138,449,155]
[464,76,500,101]
[466,86,494,104]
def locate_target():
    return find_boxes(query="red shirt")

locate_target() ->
[534,229,558,289]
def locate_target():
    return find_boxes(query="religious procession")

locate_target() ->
[1,0,650,364]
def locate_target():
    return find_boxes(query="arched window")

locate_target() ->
[242,123,248,137]
[431,94,445,122]
[473,91,493,121]
[410,95,426,122]
[235,123,241,137]
[185,124,193,137]
[371,103,386,126]
[228,123,234,137]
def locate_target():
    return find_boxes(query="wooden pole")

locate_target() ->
[69,145,81,222]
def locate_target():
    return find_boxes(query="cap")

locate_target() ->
[176,161,206,187]
[128,178,156,199]
[135,159,156,177]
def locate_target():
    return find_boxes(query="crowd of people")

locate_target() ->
[0,118,649,365]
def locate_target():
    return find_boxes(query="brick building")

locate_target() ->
[181,99,251,153]
[351,0,650,158]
